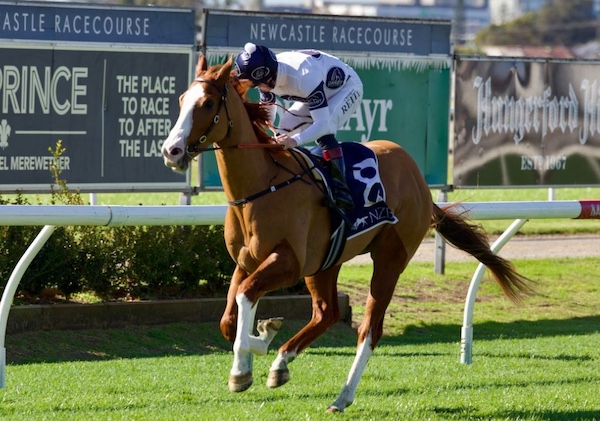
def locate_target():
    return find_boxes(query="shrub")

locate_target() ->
[0,211,236,303]
[0,142,236,303]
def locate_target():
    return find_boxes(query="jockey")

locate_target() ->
[234,42,363,210]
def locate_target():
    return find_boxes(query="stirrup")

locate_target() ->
[335,191,354,210]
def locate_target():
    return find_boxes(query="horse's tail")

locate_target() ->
[431,203,535,304]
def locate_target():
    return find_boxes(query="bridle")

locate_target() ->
[180,76,320,207]
[185,77,234,156]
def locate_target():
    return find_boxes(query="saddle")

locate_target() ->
[294,142,398,271]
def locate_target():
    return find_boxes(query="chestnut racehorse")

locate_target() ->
[161,56,533,412]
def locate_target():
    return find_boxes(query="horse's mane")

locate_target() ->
[229,75,275,144]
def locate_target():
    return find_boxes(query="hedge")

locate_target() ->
[0,142,307,304]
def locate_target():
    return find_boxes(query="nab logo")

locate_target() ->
[326,67,345,89]
[307,91,326,109]
[590,203,600,217]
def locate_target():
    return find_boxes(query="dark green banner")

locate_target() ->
[200,10,452,188]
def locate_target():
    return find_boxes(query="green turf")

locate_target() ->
[2,258,598,420]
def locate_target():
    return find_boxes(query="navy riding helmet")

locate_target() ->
[234,43,278,88]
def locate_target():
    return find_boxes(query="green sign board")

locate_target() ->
[199,9,451,188]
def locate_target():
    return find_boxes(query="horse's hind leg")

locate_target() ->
[268,266,342,388]
[328,228,408,412]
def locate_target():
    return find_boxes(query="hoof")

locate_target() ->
[327,398,351,413]
[229,372,253,392]
[257,317,284,336]
[266,368,289,388]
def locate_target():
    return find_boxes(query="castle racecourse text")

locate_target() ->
[1,11,150,37]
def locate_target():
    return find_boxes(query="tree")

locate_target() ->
[537,0,596,45]
[474,0,597,47]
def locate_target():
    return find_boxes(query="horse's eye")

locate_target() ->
[204,99,215,111]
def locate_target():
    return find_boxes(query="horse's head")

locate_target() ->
[162,55,236,172]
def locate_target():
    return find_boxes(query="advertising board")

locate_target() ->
[198,9,452,188]
[454,56,600,187]
[0,2,195,192]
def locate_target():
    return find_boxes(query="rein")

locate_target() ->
[228,149,314,206]
[186,77,315,207]
[228,172,304,206]
[185,78,234,156]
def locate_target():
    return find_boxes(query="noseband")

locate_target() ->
[186,77,234,155]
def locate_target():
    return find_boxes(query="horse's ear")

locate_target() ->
[217,55,235,83]
[196,55,208,77]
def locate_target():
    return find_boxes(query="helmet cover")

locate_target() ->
[234,43,278,88]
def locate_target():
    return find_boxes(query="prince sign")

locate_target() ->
[0,1,195,192]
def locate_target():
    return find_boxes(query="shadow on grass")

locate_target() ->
[381,315,600,346]
[430,407,600,421]
[494,409,600,421]
[6,315,599,365]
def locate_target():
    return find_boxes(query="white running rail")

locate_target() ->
[0,200,598,386]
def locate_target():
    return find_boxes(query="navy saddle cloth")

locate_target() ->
[299,142,398,270]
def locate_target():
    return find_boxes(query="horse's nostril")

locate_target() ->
[171,147,182,157]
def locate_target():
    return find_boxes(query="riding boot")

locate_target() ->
[329,156,355,211]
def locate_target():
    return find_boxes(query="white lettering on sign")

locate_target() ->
[471,76,585,145]
[141,76,175,94]
[472,76,600,145]
[333,27,412,47]
[250,23,326,43]
[1,11,46,32]
[520,155,567,171]
[117,74,174,158]
[117,75,139,94]
[1,155,71,171]
[1,11,151,38]
[0,65,88,115]
[579,79,600,144]
[342,99,393,142]
[54,15,150,37]
[249,23,412,47]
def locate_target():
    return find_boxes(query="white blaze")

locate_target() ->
[162,83,206,157]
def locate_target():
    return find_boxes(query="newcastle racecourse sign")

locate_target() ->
[202,10,450,55]
[200,9,452,188]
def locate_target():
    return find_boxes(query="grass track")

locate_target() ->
[2,258,599,420]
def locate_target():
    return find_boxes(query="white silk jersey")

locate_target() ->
[258,49,363,146]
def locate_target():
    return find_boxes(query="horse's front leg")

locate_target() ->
[220,265,245,342]
[221,266,282,356]
[229,243,300,393]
